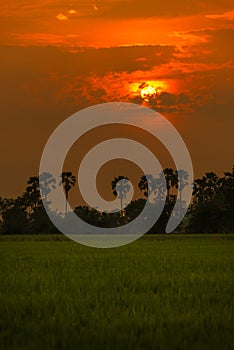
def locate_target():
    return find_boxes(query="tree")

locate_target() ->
[220,165,234,231]
[30,205,59,233]
[39,172,56,201]
[74,205,101,226]
[2,196,29,234]
[192,172,221,205]
[111,176,130,217]
[125,198,146,217]
[176,170,189,202]
[222,165,234,192]
[138,172,167,204]
[26,176,41,211]
[0,197,6,220]
[155,171,167,204]
[163,168,178,199]
[60,172,76,214]
[138,174,156,198]
[189,167,234,233]
[188,200,225,233]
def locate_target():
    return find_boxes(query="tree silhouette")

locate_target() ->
[60,172,76,214]
[222,165,234,191]
[39,172,56,201]
[138,174,156,198]
[163,168,178,198]
[155,171,167,203]
[0,197,6,219]
[138,173,166,204]
[2,196,29,234]
[26,176,41,211]
[111,176,130,217]
[176,169,189,202]
[193,172,221,205]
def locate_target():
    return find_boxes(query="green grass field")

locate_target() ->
[0,234,234,350]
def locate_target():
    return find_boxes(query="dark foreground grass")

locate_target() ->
[0,234,234,350]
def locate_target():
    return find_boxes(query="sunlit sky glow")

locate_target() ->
[0,0,233,198]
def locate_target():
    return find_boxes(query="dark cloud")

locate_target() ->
[1,0,233,23]
[0,44,176,76]
[157,92,190,106]
[173,28,234,64]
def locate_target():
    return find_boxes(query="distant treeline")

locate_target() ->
[0,166,233,234]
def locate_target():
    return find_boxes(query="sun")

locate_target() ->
[129,80,168,102]
[140,85,156,102]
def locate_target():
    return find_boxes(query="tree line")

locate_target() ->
[0,166,233,234]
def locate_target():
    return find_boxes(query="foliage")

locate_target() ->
[188,166,234,233]
[60,171,76,214]
[0,166,234,234]
[1,196,29,234]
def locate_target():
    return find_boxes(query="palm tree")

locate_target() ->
[138,174,156,198]
[163,168,178,199]
[60,172,76,214]
[155,171,167,203]
[39,172,56,201]
[138,173,166,203]
[175,169,189,220]
[112,176,130,217]
[176,169,189,203]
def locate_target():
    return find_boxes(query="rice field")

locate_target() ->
[0,234,234,350]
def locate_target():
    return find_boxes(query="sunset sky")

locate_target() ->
[0,0,234,200]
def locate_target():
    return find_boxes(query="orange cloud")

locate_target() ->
[205,11,234,20]
[56,13,68,21]
[69,9,78,15]
[93,3,99,11]
[10,33,81,47]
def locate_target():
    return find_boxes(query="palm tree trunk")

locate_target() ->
[179,189,182,219]
[120,196,123,217]
[167,188,170,198]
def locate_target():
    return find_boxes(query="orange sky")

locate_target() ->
[0,0,234,199]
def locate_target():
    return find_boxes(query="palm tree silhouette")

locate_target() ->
[112,176,130,217]
[60,172,76,214]
[164,168,178,199]
[39,172,56,201]
[176,169,189,203]
[155,171,167,203]
[175,169,189,219]
[138,174,156,198]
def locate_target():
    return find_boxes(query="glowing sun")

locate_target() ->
[140,85,157,102]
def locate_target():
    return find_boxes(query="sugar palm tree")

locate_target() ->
[163,168,178,198]
[175,169,189,219]
[176,169,189,203]
[39,172,56,201]
[60,172,76,214]
[112,176,130,217]
[138,174,155,198]
[155,171,167,203]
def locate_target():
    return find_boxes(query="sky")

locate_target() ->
[0,0,234,202]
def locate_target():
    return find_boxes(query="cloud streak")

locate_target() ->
[206,10,234,20]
